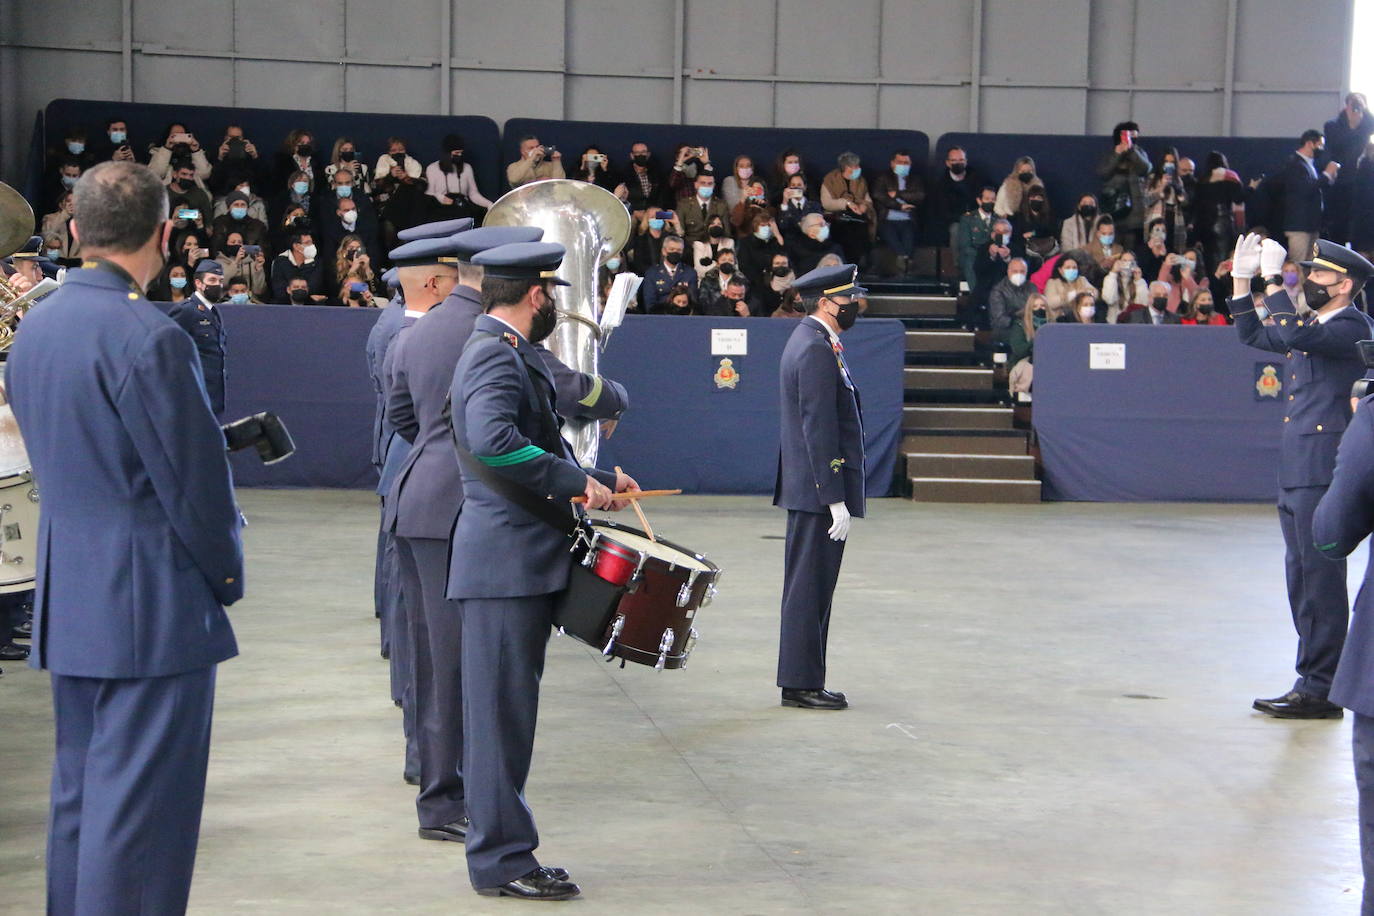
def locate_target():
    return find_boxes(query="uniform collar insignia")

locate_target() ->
[502,332,519,348]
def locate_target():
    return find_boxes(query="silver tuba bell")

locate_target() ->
[483,179,631,467]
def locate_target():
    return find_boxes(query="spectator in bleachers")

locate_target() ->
[319,195,364,265]
[91,117,137,164]
[722,156,763,210]
[729,179,773,235]
[787,212,841,277]
[755,253,795,317]
[1180,289,1225,325]
[630,207,681,274]
[1101,250,1148,322]
[1192,151,1246,274]
[148,123,212,185]
[656,283,695,316]
[166,161,212,221]
[776,172,822,242]
[930,146,979,250]
[148,262,190,304]
[1279,257,1305,302]
[1178,156,1199,241]
[54,126,96,172]
[702,275,752,318]
[1138,216,1171,279]
[1097,121,1152,249]
[271,230,325,304]
[1282,128,1339,265]
[209,124,263,195]
[508,135,565,188]
[1144,147,1188,252]
[692,215,735,279]
[225,276,260,305]
[332,235,379,306]
[972,217,1023,314]
[737,211,785,288]
[1059,194,1099,252]
[1084,215,1124,281]
[769,150,811,201]
[212,176,268,225]
[821,152,874,267]
[1349,141,1374,260]
[771,286,804,319]
[45,159,84,212]
[571,146,619,192]
[871,150,924,277]
[1069,291,1099,324]
[270,204,309,258]
[1043,254,1096,312]
[40,194,77,259]
[373,138,427,247]
[956,185,999,291]
[640,235,697,312]
[426,134,493,220]
[170,229,209,277]
[274,129,324,195]
[1008,291,1051,380]
[699,248,742,306]
[669,144,713,200]
[270,170,315,234]
[325,168,379,247]
[1323,93,1373,242]
[678,172,730,246]
[988,257,1031,346]
[1120,281,1181,324]
[209,190,268,251]
[598,252,628,302]
[214,231,269,302]
[623,141,668,217]
[1156,248,1205,311]
[1019,186,1057,263]
[283,276,312,306]
[326,138,373,200]
[994,156,1042,220]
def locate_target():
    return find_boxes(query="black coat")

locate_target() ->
[1280,152,1331,233]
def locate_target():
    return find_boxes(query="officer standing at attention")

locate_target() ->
[1229,234,1374,718]
[5,161,243,914]
[165,258,228,417]
[774,263,867,711]
[447,241,639,901]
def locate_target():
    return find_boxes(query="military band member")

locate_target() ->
[1230,235,1374,718]
[774,263,867,710]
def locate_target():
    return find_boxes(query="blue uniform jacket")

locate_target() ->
[366,296,406,471]
[164,292,227,416]
[5,267,242,678]
[773,316,866,518]
[376,310,417,499]
[1232,291,1374,488]
[446,315,617,600]
[1314,396,1374,715]
[386,286,628,541]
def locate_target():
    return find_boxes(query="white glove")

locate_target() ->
[1230,233,1262,279]
[827,502,851,542]
[1259,238,1288,278]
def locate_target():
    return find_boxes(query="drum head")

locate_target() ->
[589,520,714,572]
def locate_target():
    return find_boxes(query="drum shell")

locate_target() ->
[0,471,39,593]
[590,538,639,587]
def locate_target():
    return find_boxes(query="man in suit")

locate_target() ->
[1282,130,1341,266]
[1119,282,1183,324]
[5,161,243,914]
[448,241,639,900]
[774,263,867,711]
[165,259,228,417]
[1230,234,1374,718]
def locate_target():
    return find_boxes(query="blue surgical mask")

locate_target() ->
[893,164,910,177]
[335,185,352,199]
[170,276,188,289]
[755,225,772,241]
[697,185,713,199]
[60,175,77,189]
[45,249,61,260]
[604,257,621,271]
[849,168,862,180]
[1163,162,1176,174]
[648,218,665,231]
[109,130,126,144]
[1099,234,1115,246]
[816,225,830,242]
[230,205,248,219]
[229,292,250,304]
[1182,257,1196,271]
[66,141,84,155]
[292,180,309,195]
[1061,268,1079,282]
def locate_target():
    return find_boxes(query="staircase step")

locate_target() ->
[905,366,994,390]
[908,477,1043,503]
[904,452,1036,480]
[904,405,1013,430]
[905,330,974,353]
[865,294,958,318]
[901,431,1028,455]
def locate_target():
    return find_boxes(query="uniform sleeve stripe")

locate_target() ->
[1317,541,1339,551]
[577,375,604,407]
[476,445,546,467]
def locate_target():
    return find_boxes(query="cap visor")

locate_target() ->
[549,277,572,287]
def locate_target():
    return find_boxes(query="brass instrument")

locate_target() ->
[484,179,632,467]
[0,181,56,353]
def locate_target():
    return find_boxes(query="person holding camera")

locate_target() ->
[210,124,262,195]
[147,122,212,186]
[669,143,713,200]
[571,146,619,192]
[425,133,494,220]
[214,229,269,302]
[209,189,268,251]
[1229,234,1374,719]
[777,172,823,243]
[677,172,731,246]
[332,235,379,307]
[506,135,565,188]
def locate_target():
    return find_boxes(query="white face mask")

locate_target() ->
[1079,305,1095,320]
[1009,273,1026,287]
[341,210,358,227]
[302,243,318,260]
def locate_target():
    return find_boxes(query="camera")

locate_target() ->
[1352,340,1374,401]
[176,208,200,221]
[222,412,295,465]
[243,245,261,257]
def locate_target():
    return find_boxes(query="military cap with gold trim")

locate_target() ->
[451,226,543,263]
[471,241,571,286]
[387,235,467,269]
[395,218,474,243]
[1300,239,1374,292]
[790,262,867,300]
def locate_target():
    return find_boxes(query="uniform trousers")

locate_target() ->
[380,506,418,782]
[777,508,846,690]
[1278,485,1348,698]
[460,593,554,889]
[47,666,216,916]
[395,536,466,829]
[1354,714,1374,915]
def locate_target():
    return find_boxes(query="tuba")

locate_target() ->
[484,179,631,467]
[0,181,57,353]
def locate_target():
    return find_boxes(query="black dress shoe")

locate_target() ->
[418,816,469,842]
[781,688,848,710]
[1253,690,1343,719]
[821,688,847,703]
[0,642,29,661]
[12,618,31,639]
[476,866,580,900]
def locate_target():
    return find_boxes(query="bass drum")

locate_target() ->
[0,380,29,478]
[0,471,38,593]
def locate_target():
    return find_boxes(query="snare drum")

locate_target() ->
[0,471,39,593]
[0,382,30,478]
[570,520,721,671]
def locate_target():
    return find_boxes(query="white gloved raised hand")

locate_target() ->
[827,501,851,542]
[1259,238,1288,278]
[1230,233,1262,279]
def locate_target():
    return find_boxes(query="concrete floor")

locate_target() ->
[0,490,1368,914]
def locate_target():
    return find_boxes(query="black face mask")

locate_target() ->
[708,225,725,238]
[664,251,682,266]
[979,201,995,213]
[223,244,241,259]
[1017,172,1033,184]
[340,150,355,162]
[718,262,735,275]
[1029,198,1046,211]
[831,298,859,331]
[450,153,464,168]
[201,283,223,303]
[948,163,966,176]
[1304,277,1342,309]
[530,289,558,344]
[1078,205,1097,218]
[288,288,308,304]
[632,154,650,167]
[772,265,790,277]
[297,143,313,157]
[1196,303,1213,315]
[1151,296,1168,312]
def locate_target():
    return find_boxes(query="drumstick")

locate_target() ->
[569,489,681,504]
[614,466,657,542]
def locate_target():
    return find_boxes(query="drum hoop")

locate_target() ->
[588,519,719,574]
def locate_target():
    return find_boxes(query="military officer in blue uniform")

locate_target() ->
[774,263,867,710]
[5,162,243,915]
[1230,234,1374,718]
[448,241,638,901]
[165,258,228,417]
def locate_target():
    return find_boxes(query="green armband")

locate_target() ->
[476,444,545,467]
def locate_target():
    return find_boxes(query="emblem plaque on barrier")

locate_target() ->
[1255,363,1282,400]
[714,358,739,390]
